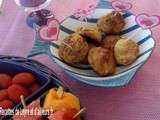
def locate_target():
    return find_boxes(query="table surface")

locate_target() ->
[0,0,160,120]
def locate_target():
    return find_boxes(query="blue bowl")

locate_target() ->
[0,55,71,120]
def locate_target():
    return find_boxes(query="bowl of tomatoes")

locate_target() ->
[0,55,72,120]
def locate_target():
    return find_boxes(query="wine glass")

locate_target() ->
[14,0,54,28]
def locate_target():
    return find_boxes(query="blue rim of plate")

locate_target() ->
[0,55,72,90]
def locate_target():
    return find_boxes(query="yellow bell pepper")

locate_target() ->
[43,88,80,111]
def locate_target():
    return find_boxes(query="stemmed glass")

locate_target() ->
[14,0,54,27]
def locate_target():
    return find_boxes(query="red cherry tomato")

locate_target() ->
[63,108,79,120]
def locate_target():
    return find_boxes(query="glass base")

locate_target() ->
[15,0,52,12]
[26,9,54,28]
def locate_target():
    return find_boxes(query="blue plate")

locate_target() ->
[0,55,71,120]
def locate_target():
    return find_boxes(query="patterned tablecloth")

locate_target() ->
[0,0,160,120]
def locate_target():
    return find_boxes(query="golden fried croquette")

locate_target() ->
[114,38,139,65]
[97,11,125,34]
[101,35,121,51]
[81,43,96,64]
[76,27,102,44]
[59,33,89,64]
[88,47,116,76]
